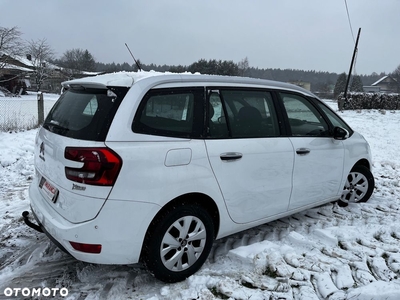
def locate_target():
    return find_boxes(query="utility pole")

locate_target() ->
[340,27,361,111]
[37,92,44,125]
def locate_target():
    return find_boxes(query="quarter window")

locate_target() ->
[83,97,98,116]
[133,88,203,138]
[281,93,329,137]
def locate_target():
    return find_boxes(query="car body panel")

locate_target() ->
[340,131,373,186]
[34,129,111,223]
[105,139,224,209]
[288,137,345,209]
[30,180,159,264]
[205,137,294,223]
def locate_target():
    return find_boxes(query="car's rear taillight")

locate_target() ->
[69,241,102,254]
[64,147,122,186]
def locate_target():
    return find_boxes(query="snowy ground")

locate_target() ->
[0,95,400,299]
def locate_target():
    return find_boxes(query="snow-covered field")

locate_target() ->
[0,94,399,299]
[0,92,59,131]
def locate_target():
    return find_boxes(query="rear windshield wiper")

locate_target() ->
[43,120,70,133]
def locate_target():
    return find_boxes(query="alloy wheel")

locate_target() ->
[341,171,369,203]
[160,216,207,272]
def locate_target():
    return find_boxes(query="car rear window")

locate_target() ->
[43,87,128,141]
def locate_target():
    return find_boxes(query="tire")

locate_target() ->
[142,204,214,283]
[339,165,374,205]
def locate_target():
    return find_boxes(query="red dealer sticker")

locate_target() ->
[39,176,59,203]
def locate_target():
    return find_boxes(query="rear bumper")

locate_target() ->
[28,180,160,264]
[22,210,70,255]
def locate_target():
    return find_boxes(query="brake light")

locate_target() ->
[64,147,122,186]
[69,241,102,254]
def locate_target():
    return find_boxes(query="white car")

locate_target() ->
[24,72,374,283]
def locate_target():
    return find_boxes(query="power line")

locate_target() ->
[344,0,356,43]
[344,0,358,75]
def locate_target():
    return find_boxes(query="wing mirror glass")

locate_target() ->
[333,126,349,140]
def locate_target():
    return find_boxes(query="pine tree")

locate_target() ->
[350,75,364,92]
[81,50,95,71]
[391,64,400,93]
[188,59,239,76]
[333,72,347,98]
[238,57,249,77]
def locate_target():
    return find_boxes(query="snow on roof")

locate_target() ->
[2,63,33,72]
[1,52,62,70]
[62,70,166,88]
[0,53,35,68]
[62,70,314,98]
[12,55,35,68]
[81,71,104,76]
[371,75,397,86]
[371,76,388,86]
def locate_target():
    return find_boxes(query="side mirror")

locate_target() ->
[333,126,349,140]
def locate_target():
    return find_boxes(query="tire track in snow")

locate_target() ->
[211,195,400,299]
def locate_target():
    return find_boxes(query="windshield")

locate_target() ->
[43,86,127,141]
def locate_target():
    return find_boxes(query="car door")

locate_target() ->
[279,92,345,210]
[204,88,294,224]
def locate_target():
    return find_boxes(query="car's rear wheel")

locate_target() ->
[339,165,374,206]
[142,204,214,283]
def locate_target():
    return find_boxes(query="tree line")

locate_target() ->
[1,26,399,94]
[92,59,389,94]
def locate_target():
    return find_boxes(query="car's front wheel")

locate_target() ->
[142,204,214,283]
[339,165,374,206]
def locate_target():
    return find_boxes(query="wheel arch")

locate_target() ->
[139,192,220,261]
[353,158,372,170]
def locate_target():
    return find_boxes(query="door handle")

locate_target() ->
[296,148,310,155]
[220,152,243,161]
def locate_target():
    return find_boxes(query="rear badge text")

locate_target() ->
[72,184,86,191]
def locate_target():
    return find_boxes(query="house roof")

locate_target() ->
[1,52,60,70]
[11,55,35,68]
[372,75,397,86]
[2,63,33,72]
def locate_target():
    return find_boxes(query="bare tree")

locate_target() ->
[26,38,54,91]
[60,48,96,73]
[238,57,249,77]
[0,26,24,69]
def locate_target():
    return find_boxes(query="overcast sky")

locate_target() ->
[1,0,399,75]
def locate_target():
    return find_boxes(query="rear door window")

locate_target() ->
[207,89,280,138]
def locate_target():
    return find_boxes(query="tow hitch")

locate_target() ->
[22,211,43,233]
[22,211,70,255]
